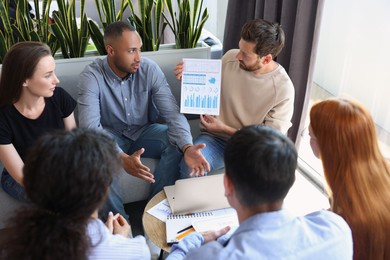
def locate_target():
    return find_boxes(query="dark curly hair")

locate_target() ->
[0,128,121,260]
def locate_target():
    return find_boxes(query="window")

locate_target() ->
[298,0,390,190]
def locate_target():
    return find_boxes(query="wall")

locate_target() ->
[313,0,390,132]
[203,0,228,43]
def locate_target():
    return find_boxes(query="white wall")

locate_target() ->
[313,0,390,132]
[203,0,228,43]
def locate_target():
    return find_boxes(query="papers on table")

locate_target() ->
[180,58,222,115]
[191,208,238,232]
[146,192,238,245]
[146,199,172,222]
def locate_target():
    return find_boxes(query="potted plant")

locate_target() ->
[128,0,166,52]
[0,1,15,62]
[88,0,130,55]
[163,0,209,49]
[0,0,59,62]
[51,0,90,58]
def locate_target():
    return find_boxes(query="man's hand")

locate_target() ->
[184,144,210,177]
[201,115,238,137]
[105,211,131,237]
[201,226,231,243]
[174,61,184,80]
[120,149,155,183]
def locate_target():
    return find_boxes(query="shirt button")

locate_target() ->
[124,98,128,101]
[121,82,124,85]
[127,113,130,116]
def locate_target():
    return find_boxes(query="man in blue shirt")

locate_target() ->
[167,125,353,260]
[78,21,209,219]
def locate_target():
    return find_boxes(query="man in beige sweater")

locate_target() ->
[175,19,295,178]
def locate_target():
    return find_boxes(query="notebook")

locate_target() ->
[163,174,230,214]
[166,208,238,244]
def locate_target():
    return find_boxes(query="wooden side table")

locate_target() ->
[142,190,171,255]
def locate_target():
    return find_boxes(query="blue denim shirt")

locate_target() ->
[77,57,192,150]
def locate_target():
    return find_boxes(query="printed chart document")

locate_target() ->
[146,198,172,222]
[180,58,222,115]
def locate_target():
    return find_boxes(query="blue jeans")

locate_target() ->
[1,170,29,202]
[179,133,226,179]
[103,124,182,219]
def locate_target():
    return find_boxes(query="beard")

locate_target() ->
[114,59,140,75]
[238,60,262,72]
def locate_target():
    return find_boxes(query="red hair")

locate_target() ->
[310,98,390,259]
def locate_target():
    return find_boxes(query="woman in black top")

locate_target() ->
[0,41,76,201]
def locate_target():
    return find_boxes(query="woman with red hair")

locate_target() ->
[309,98,390,260]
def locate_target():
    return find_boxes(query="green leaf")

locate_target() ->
[88,20,106,55]
[0,31,10,62]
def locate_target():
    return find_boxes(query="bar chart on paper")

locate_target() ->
[180,59,222,115]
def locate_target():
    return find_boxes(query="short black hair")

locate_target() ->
[103,21,136,45]
[224,125,297,206]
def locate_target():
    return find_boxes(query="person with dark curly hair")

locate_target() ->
[0,128,150,259]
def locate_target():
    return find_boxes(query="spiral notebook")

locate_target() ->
[166,208,238,244]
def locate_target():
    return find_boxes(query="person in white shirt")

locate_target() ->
[0,128,150,259]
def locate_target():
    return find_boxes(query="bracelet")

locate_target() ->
[183,145,192,154]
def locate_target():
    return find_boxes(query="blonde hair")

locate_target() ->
[310,98,390,259]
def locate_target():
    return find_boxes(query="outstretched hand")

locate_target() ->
[184,144,210,177]
[174,61,184,80]
[201,226,231,243]
[120,149,155,183]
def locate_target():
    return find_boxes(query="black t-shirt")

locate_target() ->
[0,87,76,160]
